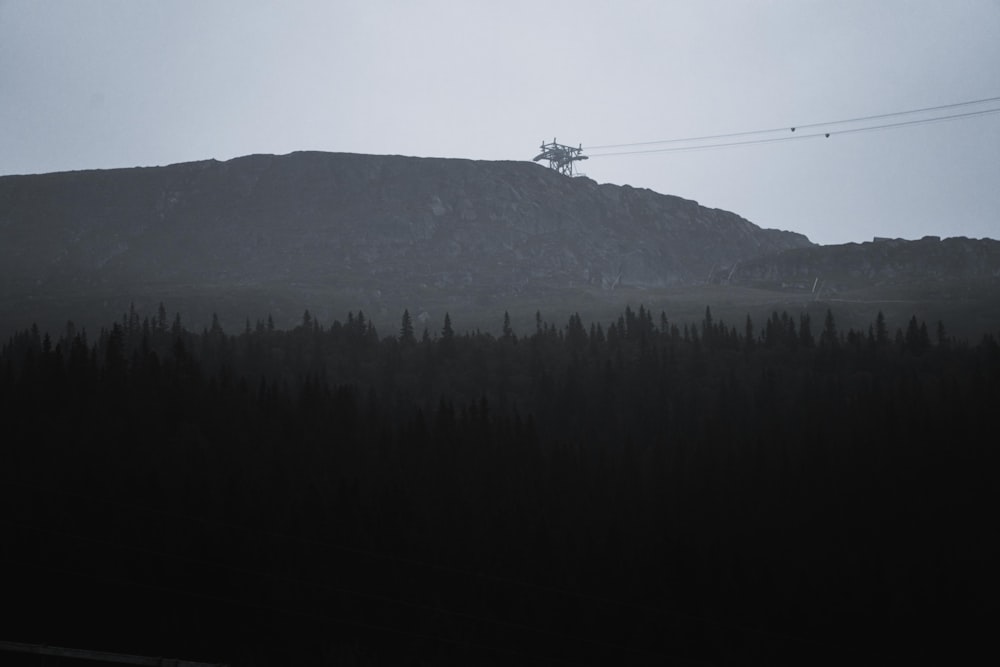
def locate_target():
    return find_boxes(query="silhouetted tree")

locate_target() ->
[440,312,455,356]
[875,310,889,347]
[821,309,839,348]
[400,309,416,346]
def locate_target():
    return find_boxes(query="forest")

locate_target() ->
[1,304,996,665]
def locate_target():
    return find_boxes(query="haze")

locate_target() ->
[1,0,998,245]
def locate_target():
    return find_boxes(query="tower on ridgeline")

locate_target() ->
[533,138,588,177]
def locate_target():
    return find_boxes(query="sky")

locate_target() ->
[1,0,998,245]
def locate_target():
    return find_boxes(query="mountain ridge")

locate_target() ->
[2,151,997,339]
[1,150,812,333]
[719,234,1000,294]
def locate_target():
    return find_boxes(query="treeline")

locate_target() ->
[1,304,996,665]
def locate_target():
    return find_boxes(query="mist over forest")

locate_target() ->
[3,303,995,665]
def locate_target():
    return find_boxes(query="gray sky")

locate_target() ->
[2,0,998,245]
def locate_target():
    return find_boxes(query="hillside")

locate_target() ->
[722,235,1000,294]
[0,151,810,334]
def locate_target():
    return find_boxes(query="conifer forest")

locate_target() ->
[2,304,996,665]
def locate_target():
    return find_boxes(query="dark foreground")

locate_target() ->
[2,305,996,665]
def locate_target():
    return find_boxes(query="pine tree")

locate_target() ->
[875,311,889,347]
[936,320,949,347]
[400,310,415,346]
[440,313,455,355]
[799,313,814,347]
[701,306,713,344]
[211,313,224,336]
[502,311,513,341]
[820,309,839,348]
[442,313,454,340]
[905,315,929,354]
[157,302,168,332]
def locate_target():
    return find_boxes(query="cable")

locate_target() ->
[591,130,829,157]
[828,106,1000,137]
[584,95,1000,151]
[586,107,1000,157]
[783,95,1000,132]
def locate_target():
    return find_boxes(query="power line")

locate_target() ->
[586,106,1000,157]
[590,129,828,157]
[828,106,1000,136]
[783,94,1000,132]
[584,95,1000,152]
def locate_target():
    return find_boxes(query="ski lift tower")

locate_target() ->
[533,138,588,177]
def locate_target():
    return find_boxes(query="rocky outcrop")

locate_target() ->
[721,236,1000,292]
[0,151,810,302]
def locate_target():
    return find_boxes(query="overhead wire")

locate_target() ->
[585,107,1000,157]
[819,106,1000,137]
[583,95,1000,155]
[776,94,1000,132]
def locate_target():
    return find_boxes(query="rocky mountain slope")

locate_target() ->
[721,235,1000,295]
[0,151,810,332]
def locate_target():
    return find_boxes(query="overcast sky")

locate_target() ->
[1,0,998,245]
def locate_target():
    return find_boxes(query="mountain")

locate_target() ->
[0,151,810,333]
[721,235,1000,295]
[704,234,1000,341]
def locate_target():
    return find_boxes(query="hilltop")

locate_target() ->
[1,151,997,339]
[1,151,808,334]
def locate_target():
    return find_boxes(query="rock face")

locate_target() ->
[722,236,1000,293]
[0,151,811,330]
[0,151,809,290]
